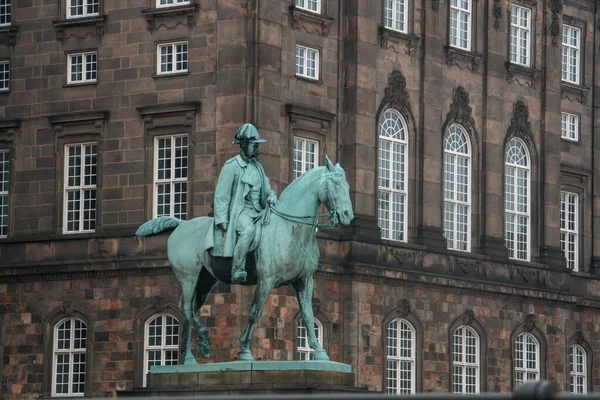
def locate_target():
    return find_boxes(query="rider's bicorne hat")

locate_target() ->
[232,123,267,144]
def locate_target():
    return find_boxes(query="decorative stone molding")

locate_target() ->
[47,110,109,138]
[398,299,411,317]
[152,296,167,312]
[506,62,541,87]
[0,24,18,46]
[549,0,562,47]
[290,5,333,36]
[141,3,198,31]
[523,313,536,332]
[0,119,20,143]
[392,249,415,266]
[493,0,502,29]
[379,26,420,56]
[432,0,440,10]
[53,15,106,41]
[382,70,411,113]
[462,309,475,325]
[561,82,590,104]
[444,46,482,72]
[444,86,475,130]
[137,101,200,142]
[507,101,531,140]
[285,104,335,137]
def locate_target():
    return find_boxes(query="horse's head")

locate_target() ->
[319,156,354,226]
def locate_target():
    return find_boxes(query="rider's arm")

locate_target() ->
[214,162,235,226]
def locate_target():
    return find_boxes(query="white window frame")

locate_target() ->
[296,318,323,360]
[384,0,408,33]
[157,42,188,75]
[570,345,587,394]
[561,112,579,142]
[293,137,319,179]
[561,191,579,271]
[386,318,415,394]
[156,0,189,8]
[510,4,531,67]
[0,149,9,238]
[153,134,188,219]
[0,0,11,26]
[449,0,472,51]
[52,318,87,397]
[378,109,408,242]
[66,0,99,19]
[67,52,97,84]
[143,314,179,387]
[64,143,97,234]
[505,138,531,261]
[443,124,471,252]
[452,326,480,394]
[0,60,10,92]
[295,0,320,14]
[295,45,319,80]
[562,24,581,85]
[514,333,539,387]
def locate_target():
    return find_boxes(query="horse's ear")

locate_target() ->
[325,155,335,171]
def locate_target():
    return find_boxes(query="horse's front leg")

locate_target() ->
[293,276,330,361]
[238,278,274,361]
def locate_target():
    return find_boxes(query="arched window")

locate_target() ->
[569,345,587,394]
[53,318,87,396]
[452,325,479,393]
[296,318,323,360]
[143,314,179,387]
[514,332,539,386]
[444,125,471,251]
[505,138,530,261]
[378,109,408,242]
[386,318,415,394]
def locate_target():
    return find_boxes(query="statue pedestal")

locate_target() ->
[120,361,365,396]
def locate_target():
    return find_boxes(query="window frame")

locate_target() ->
[378,109,409,243]
[509,4,532,67]
[295,317,324,360]
[443,124,471,252]
[452,325,480,394]
[504,137,531,262]
[562,23,581,85]
[156,41,189,76]
[0,0,11,27]
[384,0,408,34]
[513,332,540,386]
[52,317,88,397]
[66,0,100,19]
[449,0,473,51]
[143,313,180,387]
[155,0,190,9]
[153,134,189,220]
[569,344,587,394]
[66,51,98,85]
[560,191,579,271]
[295,0,321,14]
[295,44,320,81]
[0,60,9,92]
[0,148,9,238]
[386,318,416,394]
[561,112,580,142]
[293,136,319,179]
[63,142,98,234]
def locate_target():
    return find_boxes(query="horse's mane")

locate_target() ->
[279,166,343,203]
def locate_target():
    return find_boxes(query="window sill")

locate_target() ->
[506,62,540,87]
[52,15,106,41]
[560,137,581,146]
[295,75,323,85]
[142,3,198,31]
[62,81,98,88]
[0,89,10,95]
[0,24,18,46]
[153,71,189,79]
[290,5,334,36]
[379,26,420,56]
[561,82,590,104]
[444,45,482,72]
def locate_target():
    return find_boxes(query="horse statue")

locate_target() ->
[135,156,354,363]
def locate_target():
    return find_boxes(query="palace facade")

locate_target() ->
[1,0,600,397]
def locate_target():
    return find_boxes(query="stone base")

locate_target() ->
[119,361,364,396]
[416,225,447,250]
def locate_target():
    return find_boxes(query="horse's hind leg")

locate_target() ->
[192,269,216,359]
[179,278,199,365]
[238,278,274,361]
[293,275,330,361]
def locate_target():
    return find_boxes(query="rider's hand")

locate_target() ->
[218,223,228,231]
[267,197,276,207]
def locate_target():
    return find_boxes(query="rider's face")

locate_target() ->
[242,141,260,159]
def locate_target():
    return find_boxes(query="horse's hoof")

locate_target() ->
[313,349,330,361]
[238,349,254,361]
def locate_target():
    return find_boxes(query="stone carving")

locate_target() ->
[290,6,333,36]
[152,296,167,312]
[312,297,321,311]
[493,0,502,29]
[573,331,584,345]
[508,101,532,140]
[432,0,440,10]
[141,4,198,31]
[380,27,420,56]
[523,313,536,332]
[508,265,516,282]
[393,249,415,266]
[444,86,475,129]
[549,0,562,47]
[61,300,74,316]
[561,84,589,104]
[507,63,540,87]
[518,267,535,283]
[462,309,475,325]
[445,46,482,72]
[457,259,479,275]
[398,299,411,317]
[136,123,355,364]
[382,70,411,113]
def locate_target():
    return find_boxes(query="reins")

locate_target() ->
[261,205,339,229]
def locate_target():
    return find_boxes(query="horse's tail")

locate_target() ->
[135,216,184,237]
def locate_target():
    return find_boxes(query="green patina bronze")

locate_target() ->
[136,123,354,364]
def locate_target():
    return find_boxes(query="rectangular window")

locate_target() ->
[157,42,188,75]
[561,191,578,271]
[293,137,318,179]
[157,0,189,7]
[0,0,10,26]
[449,0,471,51]
[0,150,8,238]
[562,24,581,84]
[67,0,99,18]
[67,52,97,84]
[384,0,407,33]
[295,45,319,80]
[561,112,579,141]
[295,0,320,13]
[154,135,188,219]
[64,144,97,234]
[510,5,531,66]
[0,61,9,92]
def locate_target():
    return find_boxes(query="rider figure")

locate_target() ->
[213,124,277,284]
